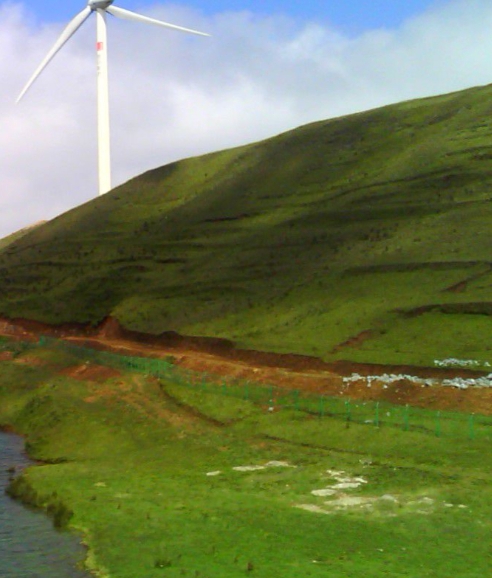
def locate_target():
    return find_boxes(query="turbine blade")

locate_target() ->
[106,5,210,37]
[16,7,92,103]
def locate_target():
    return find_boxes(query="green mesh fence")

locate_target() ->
[38,335,176,377]
[26,336,492,441]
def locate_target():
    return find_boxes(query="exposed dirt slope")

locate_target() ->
[2,316,492,415]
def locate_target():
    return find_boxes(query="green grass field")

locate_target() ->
[2,85,492,366]
[1,345,492,577]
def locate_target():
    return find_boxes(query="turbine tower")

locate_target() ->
[16,1,209,196]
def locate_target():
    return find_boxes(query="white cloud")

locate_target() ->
[1,0,492,237]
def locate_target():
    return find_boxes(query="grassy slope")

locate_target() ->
[3,86,492,365]
[1,346,491,578]
[0,221,45,251]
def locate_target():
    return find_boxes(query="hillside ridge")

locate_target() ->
[2,84,492,367]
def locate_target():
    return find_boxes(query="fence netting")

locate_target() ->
[2,335,489,441]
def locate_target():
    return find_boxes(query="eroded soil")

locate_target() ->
[2,316,492,415]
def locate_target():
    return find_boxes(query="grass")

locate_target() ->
[2,85,492,365]
[28,336,492,440]
[1,348,492,577]
[340,310,492,366]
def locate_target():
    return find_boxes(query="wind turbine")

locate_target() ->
[17,1,209,196]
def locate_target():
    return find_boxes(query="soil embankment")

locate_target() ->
[1,316,492,414]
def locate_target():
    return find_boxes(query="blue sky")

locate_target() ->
[3,0,492,237]
[23,0,440,33]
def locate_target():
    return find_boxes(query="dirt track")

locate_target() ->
[2,316,492,415]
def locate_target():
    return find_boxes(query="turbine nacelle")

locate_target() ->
[88,0,114,10]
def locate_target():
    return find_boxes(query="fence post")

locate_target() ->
[345,400,351,423]
[435,411,441,437]
[468,414,475,440]
[403,404,410,431]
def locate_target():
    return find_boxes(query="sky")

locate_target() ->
[1,0,492,237]
[22,1,441,33]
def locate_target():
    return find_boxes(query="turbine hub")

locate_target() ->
[88,0,114,9]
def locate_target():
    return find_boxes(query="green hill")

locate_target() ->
[3,84,492,367]
[0,221,45,252]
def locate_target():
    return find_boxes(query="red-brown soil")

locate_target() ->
[2,316,492,415]
[59,363,121,382]
[331,330,374,353]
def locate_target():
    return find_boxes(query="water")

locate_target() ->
[0,431,90,578]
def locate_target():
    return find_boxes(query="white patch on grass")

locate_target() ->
[306,469,371,507]
[296,493,406,515]
[325,470,368,488]
[232,460,296,473]
[206,471,222,477]
[380,494,398,503]
[344,370,492,389]
[311,488,337,497]
[435,358,491,369]
[332,481,364,489]
[325,496,375,509]
[299,467,450,518]
[326,469,346,478]
[326,470,367,482]
[296,504,332,514]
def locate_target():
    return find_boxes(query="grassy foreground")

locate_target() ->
[1,343,492,577]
